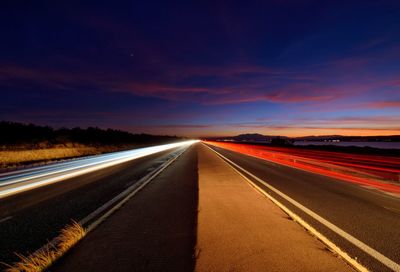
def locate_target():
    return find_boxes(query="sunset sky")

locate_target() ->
[1,1,400,137]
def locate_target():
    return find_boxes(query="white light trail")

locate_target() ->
[0,140,198,199]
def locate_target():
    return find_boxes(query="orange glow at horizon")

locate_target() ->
[191,128,400,138]
[121,126,400,138]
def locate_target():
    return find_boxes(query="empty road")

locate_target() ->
[0,141,195,265]
[1,141,399,272]
[205,143,400,272]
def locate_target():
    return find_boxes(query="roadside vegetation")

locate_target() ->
[0,144,119,168]
[0,121,181,169]
[2,221,86,272]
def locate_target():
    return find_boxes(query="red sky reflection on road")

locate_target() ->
[205,141,400,195]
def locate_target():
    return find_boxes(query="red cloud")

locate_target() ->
[366,101,400,109]
[1,62,397,110]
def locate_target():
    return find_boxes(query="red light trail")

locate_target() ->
[204,141,400,195]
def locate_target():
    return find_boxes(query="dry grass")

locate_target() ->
[2,221,86,272]
[56,221,86,253]
[0,145,123,168]
[2,245,58,272]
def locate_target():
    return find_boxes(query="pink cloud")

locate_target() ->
[0,64,362,106]
[202,83,346,105]
[365,101,400,109]
[1,61,397,110]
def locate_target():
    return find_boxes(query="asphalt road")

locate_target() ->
[206,144,400,272]
[0,146,185,266]
[1,142,399,271]
[51,144,198,272]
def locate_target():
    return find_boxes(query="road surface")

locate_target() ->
[52,144,199,272]
[205,143,400,272]
[1,141,399,272]
[52,144,351,272]
[0,142,193,265]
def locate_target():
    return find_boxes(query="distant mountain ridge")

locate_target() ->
[208,133,400,142]
[209,133,284,142]
[293,135,400,142]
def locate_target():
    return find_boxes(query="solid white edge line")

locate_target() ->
[207,144,400,197]
[0,140,197,199]
[0,141,193,186]
[83,146,188,232]
[29,144,193,267]
[0,216,12,224]
[204,143,400,272]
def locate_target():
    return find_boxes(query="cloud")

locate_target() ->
[365,101,400,109]
[136,115,400,132]
[1,58,399,111]
[1,63,321,105]
[225,115,400,130]
[158,124,213,128]
[201,82,349,105]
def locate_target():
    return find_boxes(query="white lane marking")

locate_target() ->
[81,145,190,231]
[208,143,400,197]
[383,206,400,215]
[206,144,400,272]
[27,144,193,265]
[0,140,198,199]
[0,216,12,223]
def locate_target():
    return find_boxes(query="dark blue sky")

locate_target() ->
[1,1,399,136]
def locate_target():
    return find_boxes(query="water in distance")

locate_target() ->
[294,141,400,150]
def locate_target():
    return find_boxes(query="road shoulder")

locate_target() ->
[195,143,353,272]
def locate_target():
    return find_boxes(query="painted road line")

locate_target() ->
[205,144,400,272]
[0,216,12,224]
[0,140,198,199]
[0,141,197,187]
[81,147,188,230]
[25,145,193,271]
[206,142,400,196]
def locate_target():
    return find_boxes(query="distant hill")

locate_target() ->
[0,121,182,148]
[205,133,400,154]
[231,133,275,142]
[206,133,400,142]
[207,133,289,143]
[293,135,400,142]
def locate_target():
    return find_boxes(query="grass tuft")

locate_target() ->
[57,221,86,253]
[3,221,86,272]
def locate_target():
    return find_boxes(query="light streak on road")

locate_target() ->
[0,140,199,199]
[204,141,400,195]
